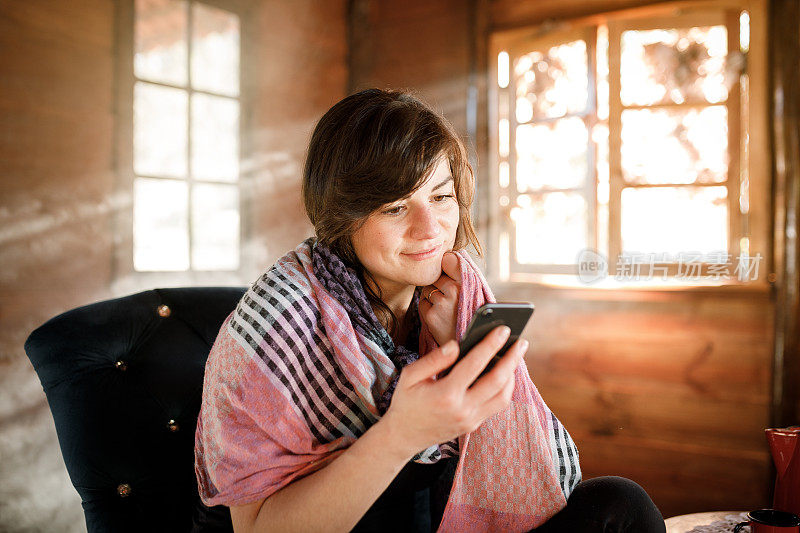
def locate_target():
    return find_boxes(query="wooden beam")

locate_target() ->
[769,0,800,427]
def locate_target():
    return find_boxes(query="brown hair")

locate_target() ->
[302,88,483,337]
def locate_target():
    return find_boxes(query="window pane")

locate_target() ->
[134,0,187,86]
[498,51,510,88]
[134,178,189,271]
[514,40,588,121]
[621,26,728,106]
[134,82,188,178]
[191,3,240,96]
[621,106,728,184]
[621,186,727,255]
[191,94,239,181]
[499,118,509,157]
[511,192,588,264]
[516,117,588,191]
[192,184,239,270]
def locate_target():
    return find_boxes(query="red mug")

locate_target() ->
[734,509,800,533]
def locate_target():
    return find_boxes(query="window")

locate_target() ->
[129,0,241,272]
[489,1,767,286]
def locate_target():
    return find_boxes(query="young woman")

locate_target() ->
[194,88,665,533]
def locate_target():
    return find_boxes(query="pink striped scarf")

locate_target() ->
[195,238,579,531]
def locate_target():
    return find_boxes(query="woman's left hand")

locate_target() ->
[418,251,461,347]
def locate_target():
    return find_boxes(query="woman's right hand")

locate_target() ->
[380,325,529,459]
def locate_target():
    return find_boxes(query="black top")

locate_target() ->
[351,301,458,533]
[350,455,458,532]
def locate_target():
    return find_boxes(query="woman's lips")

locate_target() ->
[403,244,440,260]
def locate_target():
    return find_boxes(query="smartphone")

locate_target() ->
[441,302,535,379]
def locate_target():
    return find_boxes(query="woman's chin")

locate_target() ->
[412,265,444,287]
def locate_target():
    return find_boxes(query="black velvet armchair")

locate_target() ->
[24,287,245,533]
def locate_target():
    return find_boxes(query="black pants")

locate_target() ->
[531,476,666,533]
[193,475,664,533]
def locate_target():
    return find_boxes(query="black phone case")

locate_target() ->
[442,303,535,379]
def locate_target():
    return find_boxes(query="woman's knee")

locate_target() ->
[577,476,652,502]
[567,476,665,532]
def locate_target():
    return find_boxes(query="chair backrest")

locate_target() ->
[25,287,246,532]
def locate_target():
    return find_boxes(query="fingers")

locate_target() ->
[472,362,518,421]
[422,284,445,304]
[418,292,432,313]
[421,252,461,305]
[400,340,459,385]
[423,276,458,304]
[443,325,511,387]
[441,251,462,283]
[435,252,462,297]
[466,337,526,404]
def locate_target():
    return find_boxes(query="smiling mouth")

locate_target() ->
[403,244,440,259]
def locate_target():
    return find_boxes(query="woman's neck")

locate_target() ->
[361,273,417,345]
[380,282,415,315]
[377,289,417,346]
[390,308,417,346]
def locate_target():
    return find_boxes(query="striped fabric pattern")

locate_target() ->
[194,238,580,530]
[550,412,582,499]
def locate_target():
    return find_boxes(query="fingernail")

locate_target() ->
[520,339,529,352]
[498,326,511,339]
[443,340,458,356]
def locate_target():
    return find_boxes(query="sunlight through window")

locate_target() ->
[493,5,756,282]
[132,0,241,272]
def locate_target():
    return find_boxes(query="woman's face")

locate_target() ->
[351,156,460,298]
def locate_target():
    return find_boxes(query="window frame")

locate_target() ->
[501,26,599,275]
[113,0,252,288]
[486,0,771,292]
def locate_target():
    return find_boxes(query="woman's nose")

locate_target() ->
[408,206,442,239]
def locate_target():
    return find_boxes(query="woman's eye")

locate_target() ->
[434,194,455,203]
[382,205,404,215]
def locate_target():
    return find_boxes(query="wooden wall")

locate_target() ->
[524,287,773,516]
[243,0,347,281]
[0,1,346,530]
[349,0,471,134]
[0,1,116,529]
[349,0,776,518]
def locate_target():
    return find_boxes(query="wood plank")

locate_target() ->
[250,0,346,120]
[745,0,771,290]
[490,0,675,30]
[572,432,770,517]
[0,15,113,115]
[530,311,771,341]
[372,0,460,27]
[516,293,774,334]
[0,101,114,193]
[347,0,470,134]
[0,102,114,292]
[0,0,113,50]
[537,376,769,451]
[769,0,800,427]
[529,337,770,393]
[246,0,347,268]
[0,208,114,291]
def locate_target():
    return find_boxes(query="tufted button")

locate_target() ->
[117,483,131,498]
[114,360,128,371]
[167,419,179,432]
[157,304,171,317]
